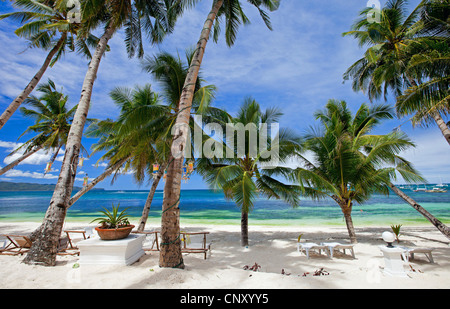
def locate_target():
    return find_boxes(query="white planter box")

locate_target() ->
[78,234,145,266]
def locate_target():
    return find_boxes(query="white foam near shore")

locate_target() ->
[0,221,449,289]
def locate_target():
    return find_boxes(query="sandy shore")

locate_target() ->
[0,221,449,289]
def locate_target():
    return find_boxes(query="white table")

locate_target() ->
[77,234,145,266]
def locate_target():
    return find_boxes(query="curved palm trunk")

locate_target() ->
[389,183,450,239]
[23,25,115,266]
[68,156,130,207]
[0,145,43,176]
[0,34,66,130]
[432,113,450,146]
[241,211,249,247]
[338,200,357,244]
[408,78,450,146]
[137,162,166,232]
[159,0,223,269]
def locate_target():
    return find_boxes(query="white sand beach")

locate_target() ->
[0,221,449,289]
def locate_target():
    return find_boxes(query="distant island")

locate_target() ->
[0,181,105,192]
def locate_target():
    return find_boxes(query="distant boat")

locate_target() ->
[413,185,427,192]
[436,179,446,188]
[425,187,448,193]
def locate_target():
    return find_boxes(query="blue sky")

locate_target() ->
[0,0,448,191]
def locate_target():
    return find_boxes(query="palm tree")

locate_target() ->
[196,97,302,247]
[160,0,280,269]
[23,0,184,266]
[293,99,424,243]
[0,79,83,176]
[74,49,218,231]
[0,0,101,130]
[343,0,425,99]
[85,85,171,230]
[343,0,450,145]
[395,0,450,142]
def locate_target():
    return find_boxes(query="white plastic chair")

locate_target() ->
[297,242,328,259]
[399,246,434,263]
[321,242,355,259]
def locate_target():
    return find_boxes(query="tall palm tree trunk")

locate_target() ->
[0,34,66,130]
[432,113,450,146]
[339,200,357,244]
[159,154,184,268]
[389,183,450,239]
[159,0,223,269]
[137,163,166,232]
[68,156,129,207]
[241,211,249,247]
[23,25,115,266]
[0,145,43,176]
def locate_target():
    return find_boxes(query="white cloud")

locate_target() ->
[401,130,450,183]
[3,169,59,180]
[93,162,109,168]
[0,140,65,166]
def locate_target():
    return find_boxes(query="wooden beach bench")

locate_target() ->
[181,232,211,260]
[64,228,94,250]
[132,231,160,252]
[133,231,211,259]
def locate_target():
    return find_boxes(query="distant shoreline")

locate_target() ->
[0,181,105,192]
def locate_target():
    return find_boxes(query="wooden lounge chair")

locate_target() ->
[0,235,33,256]
[297,242,328,259]
[0,234,80,257]
[321,242,356,259]
[132,231,160,252]
[181,232,211,260]
[132,231,212,259]
[64,229,91,250]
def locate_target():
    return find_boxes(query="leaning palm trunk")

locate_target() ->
[340,202,357,244]
[406,78,450,146]
[159,0,223,269]
[389,183,450,239]
[137,163,166,232]
[0,145,43,176]
[23,25,115,266]
[68,156,130,207]
[0,35,66,130]
[432,112,450,146]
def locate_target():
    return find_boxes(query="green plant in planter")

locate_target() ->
[91,203,131,229]
[390,224,402,243]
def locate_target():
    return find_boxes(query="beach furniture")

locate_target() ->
[0,235,33,256]
[399,247,435,263]
[64,227,95,250]
[57,237,81,256]
[0,234,80,257]
[321,242,355,259]
[132,231,160,252]
[297,242,328,259]
[181,232,211,260]
[133,231,212,259]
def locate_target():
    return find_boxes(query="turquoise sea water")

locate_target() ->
[0,187,449,227]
